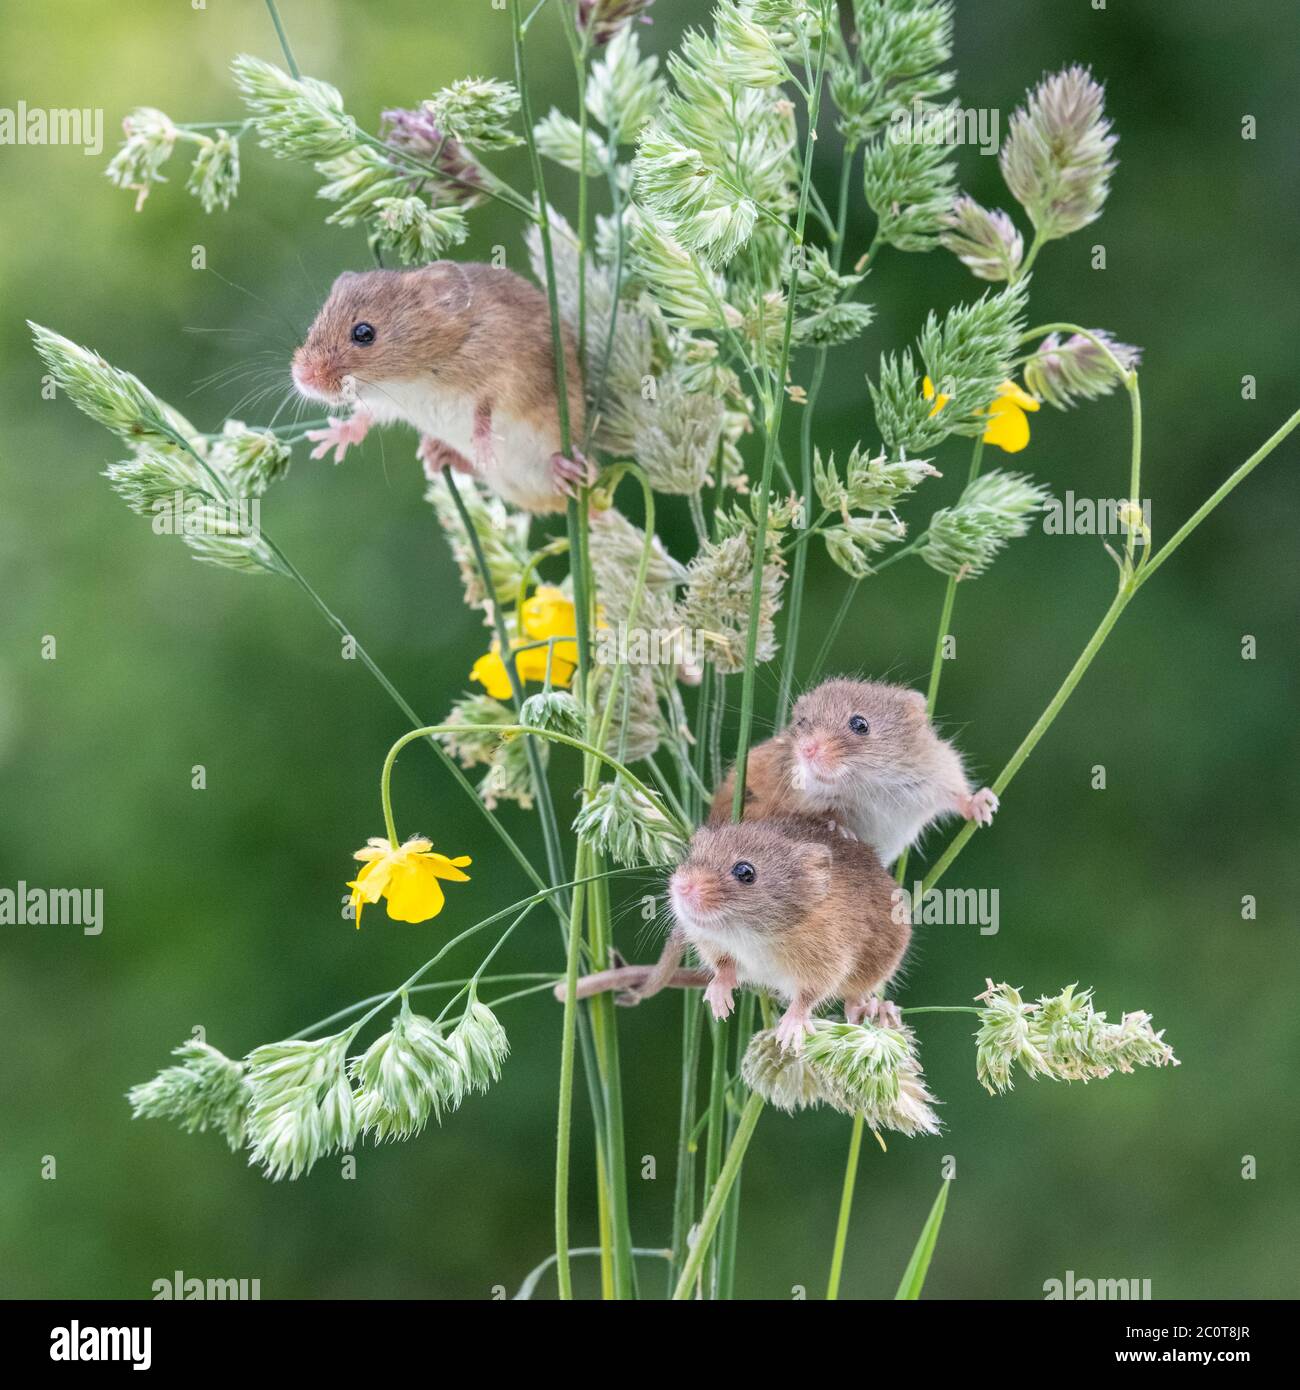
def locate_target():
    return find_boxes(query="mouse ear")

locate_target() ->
[799,841,833,898]
[903,688,928,717]
[416,259,473,313]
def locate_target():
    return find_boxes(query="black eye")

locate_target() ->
[351,322,376,345]
[849,714,870,735]
[731,861,756,885]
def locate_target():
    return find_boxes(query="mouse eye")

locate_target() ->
[730,861,756,885]
[350,322,376,345]
[848,714,870,735]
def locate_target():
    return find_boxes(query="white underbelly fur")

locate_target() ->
[358,379,560,512]
[686,923,803,1003]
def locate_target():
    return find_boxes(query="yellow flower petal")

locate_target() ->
[922,375,951,417]
[383,857,447,922]
[345,837,472,928]
[522,585,578,641]
[981,396,1032,453]
[515,641,576,688]
[996,379,1040,413]
[470,648,514,700]
[424,852,473,883]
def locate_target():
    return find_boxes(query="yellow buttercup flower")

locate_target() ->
[470,642,577,698]
[521,584,578,644]
[347,836,472,927]
[469,584,579,698]
[980,380,1040,454]
[922,375,951,416]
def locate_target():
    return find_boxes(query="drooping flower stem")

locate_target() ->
[379,724,688,841]
[1022,321,1144,566]
[131,412,562,921]
[671,1092,765,1300]
[731,6,832,818]
[922,402,1300,897]
[258,511,563,917]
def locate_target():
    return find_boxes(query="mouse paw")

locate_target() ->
[418,435,475,482]
[860,996,902,1030]
[550,448,598,498]
[774,1006,812,1054]
[703,976,735,1022]
[306,411,373,464]
[963,786,999,827]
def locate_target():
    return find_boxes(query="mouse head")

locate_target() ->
[669,820,832,936]
[789,678,932,795]
[291,263,473,406]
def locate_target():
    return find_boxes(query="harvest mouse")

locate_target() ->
[637,816,911,1052]
[709,677,998,866]
[291,261,593,513]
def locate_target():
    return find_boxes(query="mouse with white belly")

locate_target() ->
[291,261,593,513]
[710,677,999,866]
[652,816,911,1052]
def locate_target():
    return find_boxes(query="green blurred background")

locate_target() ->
[2,0,1297,1300]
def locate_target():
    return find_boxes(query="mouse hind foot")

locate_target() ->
[774,995,816,1053]
[956,786,999,827]
[419,434,475,481]
[550,448,598,498]
[846,995,902,1029]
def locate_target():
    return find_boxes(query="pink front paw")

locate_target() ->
[964,787,999,827]
[306,411,372,464]
[550,448,598,498]
[703,977,735,1022]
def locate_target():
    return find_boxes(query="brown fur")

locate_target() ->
[293,261,585,445]
[707,734,800,825]
[668,816,910,1012]
[708,678,979,865]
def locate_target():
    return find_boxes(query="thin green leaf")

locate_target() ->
[894,1179,950,1299]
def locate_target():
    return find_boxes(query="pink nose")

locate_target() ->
[671,876,702,910]
[797,736,824,764]
[292,361,315,390]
